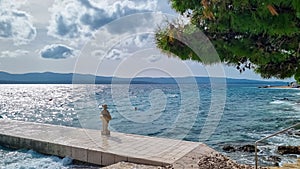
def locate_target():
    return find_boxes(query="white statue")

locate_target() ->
[100,104,111,136]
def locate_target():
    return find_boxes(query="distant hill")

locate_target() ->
[0,71,288,86]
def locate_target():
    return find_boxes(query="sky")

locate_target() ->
[0,0,291,81]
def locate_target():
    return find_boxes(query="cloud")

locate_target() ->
[90,33,154,61]
[0,0,37,45]
[147,54,161,62]
[91,50,105,58]
[0,49,29,58]
[40,44,77,59]
[47,0,158,41]
[133,34,153,48]
[105,48,129,60]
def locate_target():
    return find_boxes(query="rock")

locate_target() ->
[263,155,281,166]
[223,145,236,152]
[197,152,267,169]
[259,85,271,88]
[222,144,259,153]
[294,130,300,136]
[278,146,300,155]
[287,129,300,136]
[269,156,281,162]
[238,145,256,153]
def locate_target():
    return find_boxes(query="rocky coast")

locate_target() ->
[103,145,300,169]
[103,151,268,169]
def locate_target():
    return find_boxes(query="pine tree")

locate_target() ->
[156,0,300,81]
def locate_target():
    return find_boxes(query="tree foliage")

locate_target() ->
[155,0,300,81]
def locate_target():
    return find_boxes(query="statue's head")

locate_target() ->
[102,104,108,109]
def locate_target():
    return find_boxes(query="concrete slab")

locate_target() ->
[0,119,203,166]
[87,149,102,165]
[101,152,115,166]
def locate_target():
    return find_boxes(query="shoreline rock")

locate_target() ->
[104,152,267,169]
[277,146,300,155]
[222,144,258,153]
[258,85,297,89]
[197,152,267,169]
[262,156,281,167]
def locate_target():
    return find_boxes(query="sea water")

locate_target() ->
[0,84,300,168]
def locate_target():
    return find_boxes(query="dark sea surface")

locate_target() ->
[0,84,299,168]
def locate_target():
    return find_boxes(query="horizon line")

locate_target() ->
[0,71,290,82]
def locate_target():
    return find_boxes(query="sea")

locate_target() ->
[0,83,300,168]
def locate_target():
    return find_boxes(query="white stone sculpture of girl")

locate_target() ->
[100,104,111,136]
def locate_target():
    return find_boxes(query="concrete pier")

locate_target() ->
[0,119,215,167]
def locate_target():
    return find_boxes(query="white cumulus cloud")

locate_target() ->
[105,48,129,60]
[47,0,158,41]
[133,34,154,48]
[0,0,37,45]
[40,44,78,59]
[147,54,161,62]
[90,33,154,61]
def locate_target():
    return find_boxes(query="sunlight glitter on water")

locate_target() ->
[0,84,79,127]
[0,84,300,168]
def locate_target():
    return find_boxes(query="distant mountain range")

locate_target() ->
[0,71,288,86]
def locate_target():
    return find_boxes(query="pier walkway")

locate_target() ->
[0,119,215,167]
